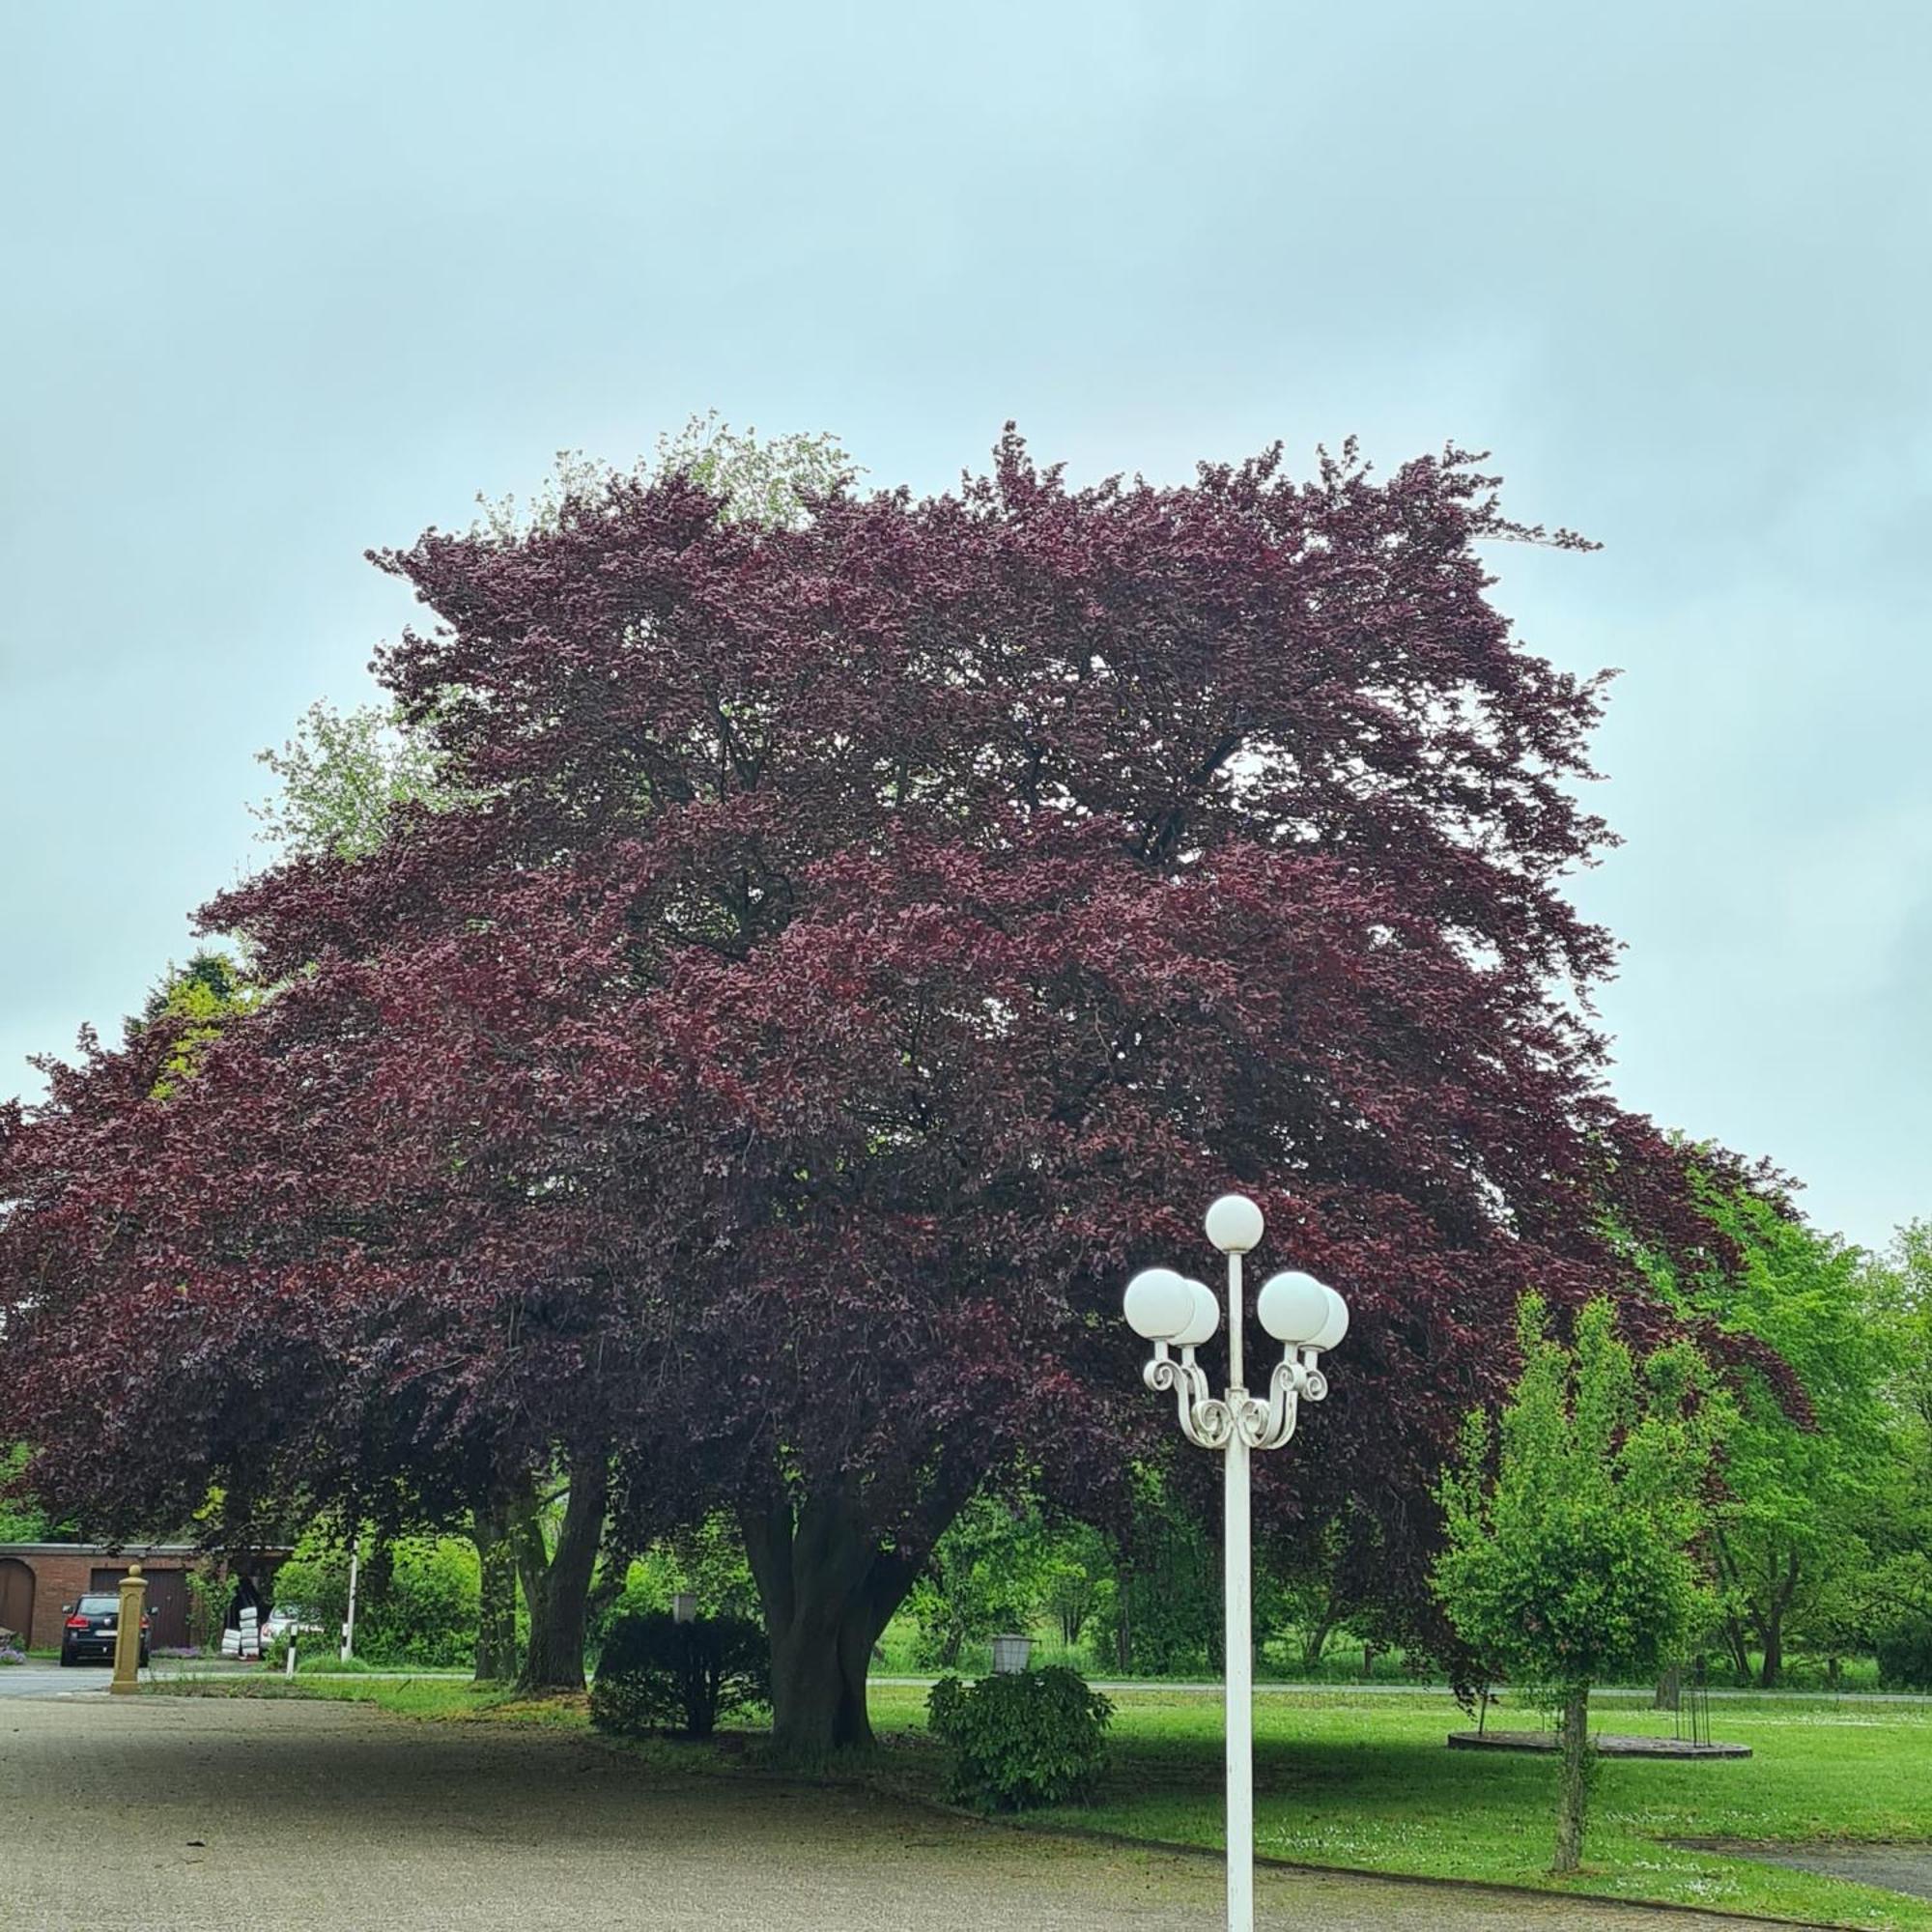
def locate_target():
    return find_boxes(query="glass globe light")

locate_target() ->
[1309,1283,1350,1351]
[1171,1279,1220,1349]
[1123,1267,1194,1341]
[1257,1270,1330,1346]
[1204,1193,1264,1254]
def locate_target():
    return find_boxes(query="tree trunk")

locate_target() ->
[471,1499,519,1684]
[1653,1666,1682,1712]
[1553,1687,1592,1876]
[582,1543,632,1637]
[514,1454,609,1692]
[1712,1534,1753,1684]
[1721,1615,1752,1684]
[1757,1551,1800,1689]
[741,1488,921,1768]
[1304,1608,1338,1669]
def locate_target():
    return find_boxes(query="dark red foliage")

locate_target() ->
[0,433,1726,1635]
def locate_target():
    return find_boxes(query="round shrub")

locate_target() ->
[1876,1620,1932,1691]
[590,1611,769,1739]
[926,1666,1113,1810]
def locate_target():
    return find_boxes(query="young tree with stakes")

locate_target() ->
[1435,1296,1719,1874]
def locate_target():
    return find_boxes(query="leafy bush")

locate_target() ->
[0,1644,27,1666]
[595,1516,763,1644]
[1876,1621,1932,1690]
[185,1565,238,1654]
[589,1612,768,1739]
[275,1534,481,1666]
[1106,1472,1219,1675]
[1,1442,60,1541]
[926,1666,1113,1810]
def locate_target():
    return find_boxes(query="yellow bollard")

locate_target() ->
[109,1563,148,1695]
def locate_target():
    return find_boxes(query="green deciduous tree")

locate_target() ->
[250,698,456,862]
[470,412,854,542]
[1640,1187,1902,1685]
[1040,1520,1117,1653]
[907,1492,1055,1669]
[1858,1223,1932,1686]
[1108,1469,1219,1676]
[1435,1297,1719,1875]
[0,1442,58,1541]
[273,1531,486,1668]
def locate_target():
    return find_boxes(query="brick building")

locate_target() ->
[0,1544,287,1653]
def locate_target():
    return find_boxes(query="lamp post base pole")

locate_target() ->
[1225,1425,1253,1932]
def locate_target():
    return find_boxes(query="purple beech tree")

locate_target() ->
[2,432,1742,1758]
[0,969,624,1688]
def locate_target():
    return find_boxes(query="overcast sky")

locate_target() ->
[3,2,1926,1249]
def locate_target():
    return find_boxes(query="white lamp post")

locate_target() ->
[1123,1193,1349,1932]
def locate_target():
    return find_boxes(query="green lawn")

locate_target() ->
[877,1687,1932,1931]
[152,1671,1932,1928]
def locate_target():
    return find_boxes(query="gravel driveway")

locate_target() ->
[0,1693,1769,1931]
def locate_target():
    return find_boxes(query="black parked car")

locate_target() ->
[60,1594,150,1667]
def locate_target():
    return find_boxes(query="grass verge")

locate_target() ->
[152,1670,587,1725]
[149,1673,1932,1928]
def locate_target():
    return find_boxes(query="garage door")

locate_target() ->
[0,1558,34,1647]
[88,1566,191,1648]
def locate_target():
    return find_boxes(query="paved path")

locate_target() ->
[1733,1847,1932,1905]
[0,1694,1778,1932]
[0,1661,116,1698]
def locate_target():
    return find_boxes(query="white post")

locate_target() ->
[1224,1248,1254,1932]
[341,1540,359,1663]
[285,1638,298,1678]
[1225,1427,1255,1930]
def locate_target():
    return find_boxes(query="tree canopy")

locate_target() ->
[0,429,1742,1755]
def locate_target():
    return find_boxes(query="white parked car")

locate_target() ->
[262,1605,324,1645]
